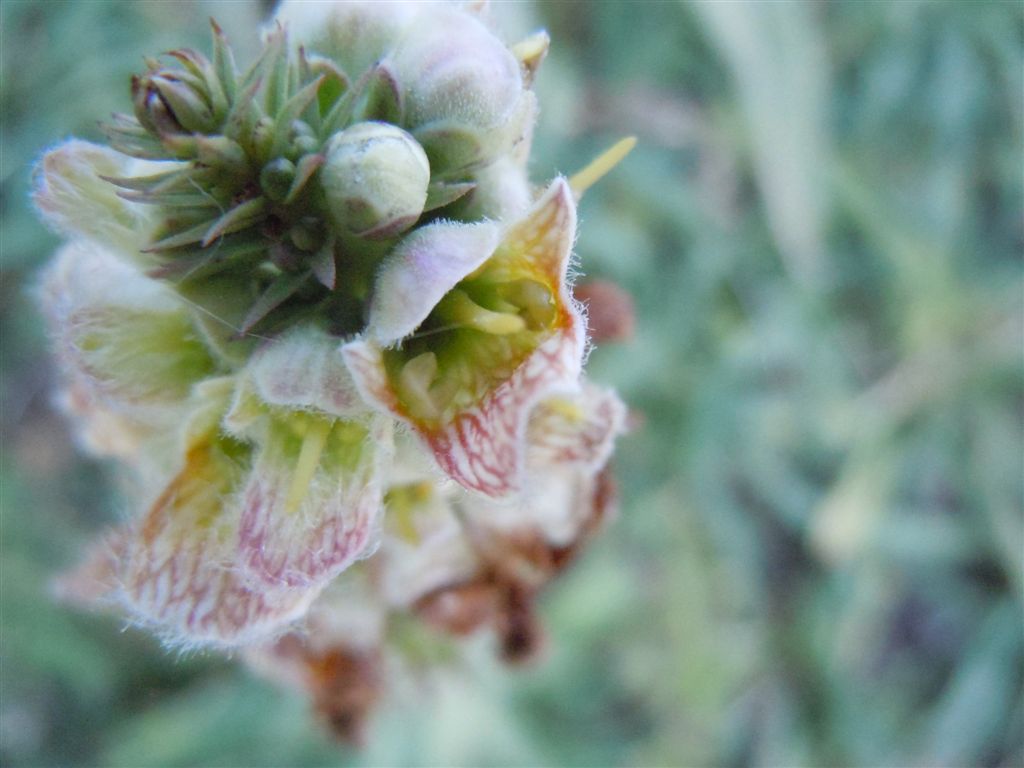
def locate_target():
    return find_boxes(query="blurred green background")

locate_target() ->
[2,1,1022,765]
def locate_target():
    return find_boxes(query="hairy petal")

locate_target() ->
[245,323,369,419]
[345,178,585,497]
[367,221,500,346]
[236,413,391,590]
[38,241,213,460]
[527,383,627,474]
[121,438,315,648]
[33,140,158,256]
[378,480,478,608]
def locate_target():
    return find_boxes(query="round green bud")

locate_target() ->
[260,157,296,202]
[320,122,430,240]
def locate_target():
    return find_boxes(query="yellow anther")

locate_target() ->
[547,398,585,423]
[511,31,550,84]
[440,289,526,335]
[569,136,637,199]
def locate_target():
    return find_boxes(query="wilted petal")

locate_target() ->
[244,572,387,744]
[367,221,500,345]
[344,178,584,497]
[33,140,158,255]
[236,411,390,589]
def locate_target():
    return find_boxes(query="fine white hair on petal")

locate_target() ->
[118,444,322,649]
[346,179,587,499]
[235,413,391,591]
[244,323,371,420]
[32,139,162,258]
[367,221,500,346]
[37,240,208,436]
[37,239,178,320]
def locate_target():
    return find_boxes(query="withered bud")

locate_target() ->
[496,582,544,664]
[412,581,499,636]
[575,279,636,343]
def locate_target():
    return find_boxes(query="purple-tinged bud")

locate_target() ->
[320,122,429,240]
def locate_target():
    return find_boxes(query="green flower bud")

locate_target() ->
[273,0,417,78]
[131,69,218,137]
[260,157,296,202]
[393,7,522,134]
[320,122,430,240]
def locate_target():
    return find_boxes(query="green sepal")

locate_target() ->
[269,75,325,158]
[283,152,324,205]
[351,62,403,125]
[238,269,313,336]
[202,196,269,246]
[424,181,476,212]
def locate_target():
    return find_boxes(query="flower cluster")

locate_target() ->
[36,0,632,738]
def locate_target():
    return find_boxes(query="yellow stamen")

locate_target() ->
[399,351,441,421]
[386,481,435,543]
[284,418,331,514]
[440,289,526,335]
[569,136,637,199]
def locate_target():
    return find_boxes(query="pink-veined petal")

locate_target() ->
[121,439,317,648]
[236,413,391,590]
[344,178,584,497]
[526,382,627,474]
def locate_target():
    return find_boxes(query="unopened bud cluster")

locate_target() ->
[33,0,632,743]
[102,7,536,338]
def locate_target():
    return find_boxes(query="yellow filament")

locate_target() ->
[284,418,332,514]
[568,136,637,199]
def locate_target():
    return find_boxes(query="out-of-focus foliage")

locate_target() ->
[2,1,1021,765]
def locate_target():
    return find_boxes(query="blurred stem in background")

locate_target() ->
[2,1,1021,766]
